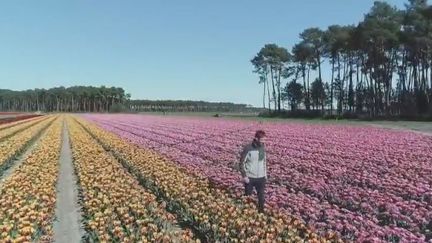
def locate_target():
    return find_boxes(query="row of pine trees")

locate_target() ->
[0,86,253,113]
[0,86,129,112]
[252,0,432,118]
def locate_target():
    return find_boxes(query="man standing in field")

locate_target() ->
[239,130,267,213]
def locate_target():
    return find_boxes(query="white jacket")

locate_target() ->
[239,142,267,179]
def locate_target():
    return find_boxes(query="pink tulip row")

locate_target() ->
[83,114,432,242]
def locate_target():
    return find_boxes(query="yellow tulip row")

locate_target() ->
[0,116,46,140]
[74,117,336,243]
[67,116,196,243]
[0,116,63,242]
[0,115,43,131]
[0,116,56,174]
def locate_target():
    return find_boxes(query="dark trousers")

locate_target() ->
[244,177,266,213]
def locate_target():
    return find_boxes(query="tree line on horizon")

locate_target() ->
[0,86,253,113]
[129,99,252,112]
[252,0,432,118]
[0,86,130,112]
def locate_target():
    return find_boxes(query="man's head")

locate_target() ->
[255,130,266,142]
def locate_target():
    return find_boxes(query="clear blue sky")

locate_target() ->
[0,0,406,107]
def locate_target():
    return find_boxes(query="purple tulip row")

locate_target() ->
[83,114,432,242]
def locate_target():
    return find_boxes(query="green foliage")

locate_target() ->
[311,79,326,109]
[292,42,314,65]
[283,81,303,111]
[251,44,292,112]
[109,103,129,113]
[251,0,432,119]
[0,86,129,112]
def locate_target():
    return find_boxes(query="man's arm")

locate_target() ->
[239,146,249,177]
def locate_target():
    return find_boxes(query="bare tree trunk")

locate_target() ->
[331,57,335,115]
[266,74,271,112]
[307,66,311,111]
[277,68,282,112]
[414,62,419,91]
[302,66,308,111]
[262,80,266,110]
[270,68,277,111]
[430,59,432,92]
[318,54,322,82]
[349,59,353,112]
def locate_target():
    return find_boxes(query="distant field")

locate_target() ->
[138,111,432,134]
[138,111,259,117]
[369,121,432,135]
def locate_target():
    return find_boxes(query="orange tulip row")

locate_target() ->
[0,116,46,140]
[0,116,56,174]
[0,116,62,242]
[67,116,196,242]
[75,116,337,243]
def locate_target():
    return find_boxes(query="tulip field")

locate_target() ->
[0,114,431,242]
[82,114,432,242]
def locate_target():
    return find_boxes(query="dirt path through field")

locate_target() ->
[368,122,432,137]
[53,121,83,243]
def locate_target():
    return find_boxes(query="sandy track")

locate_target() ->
[53,121,84,243]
